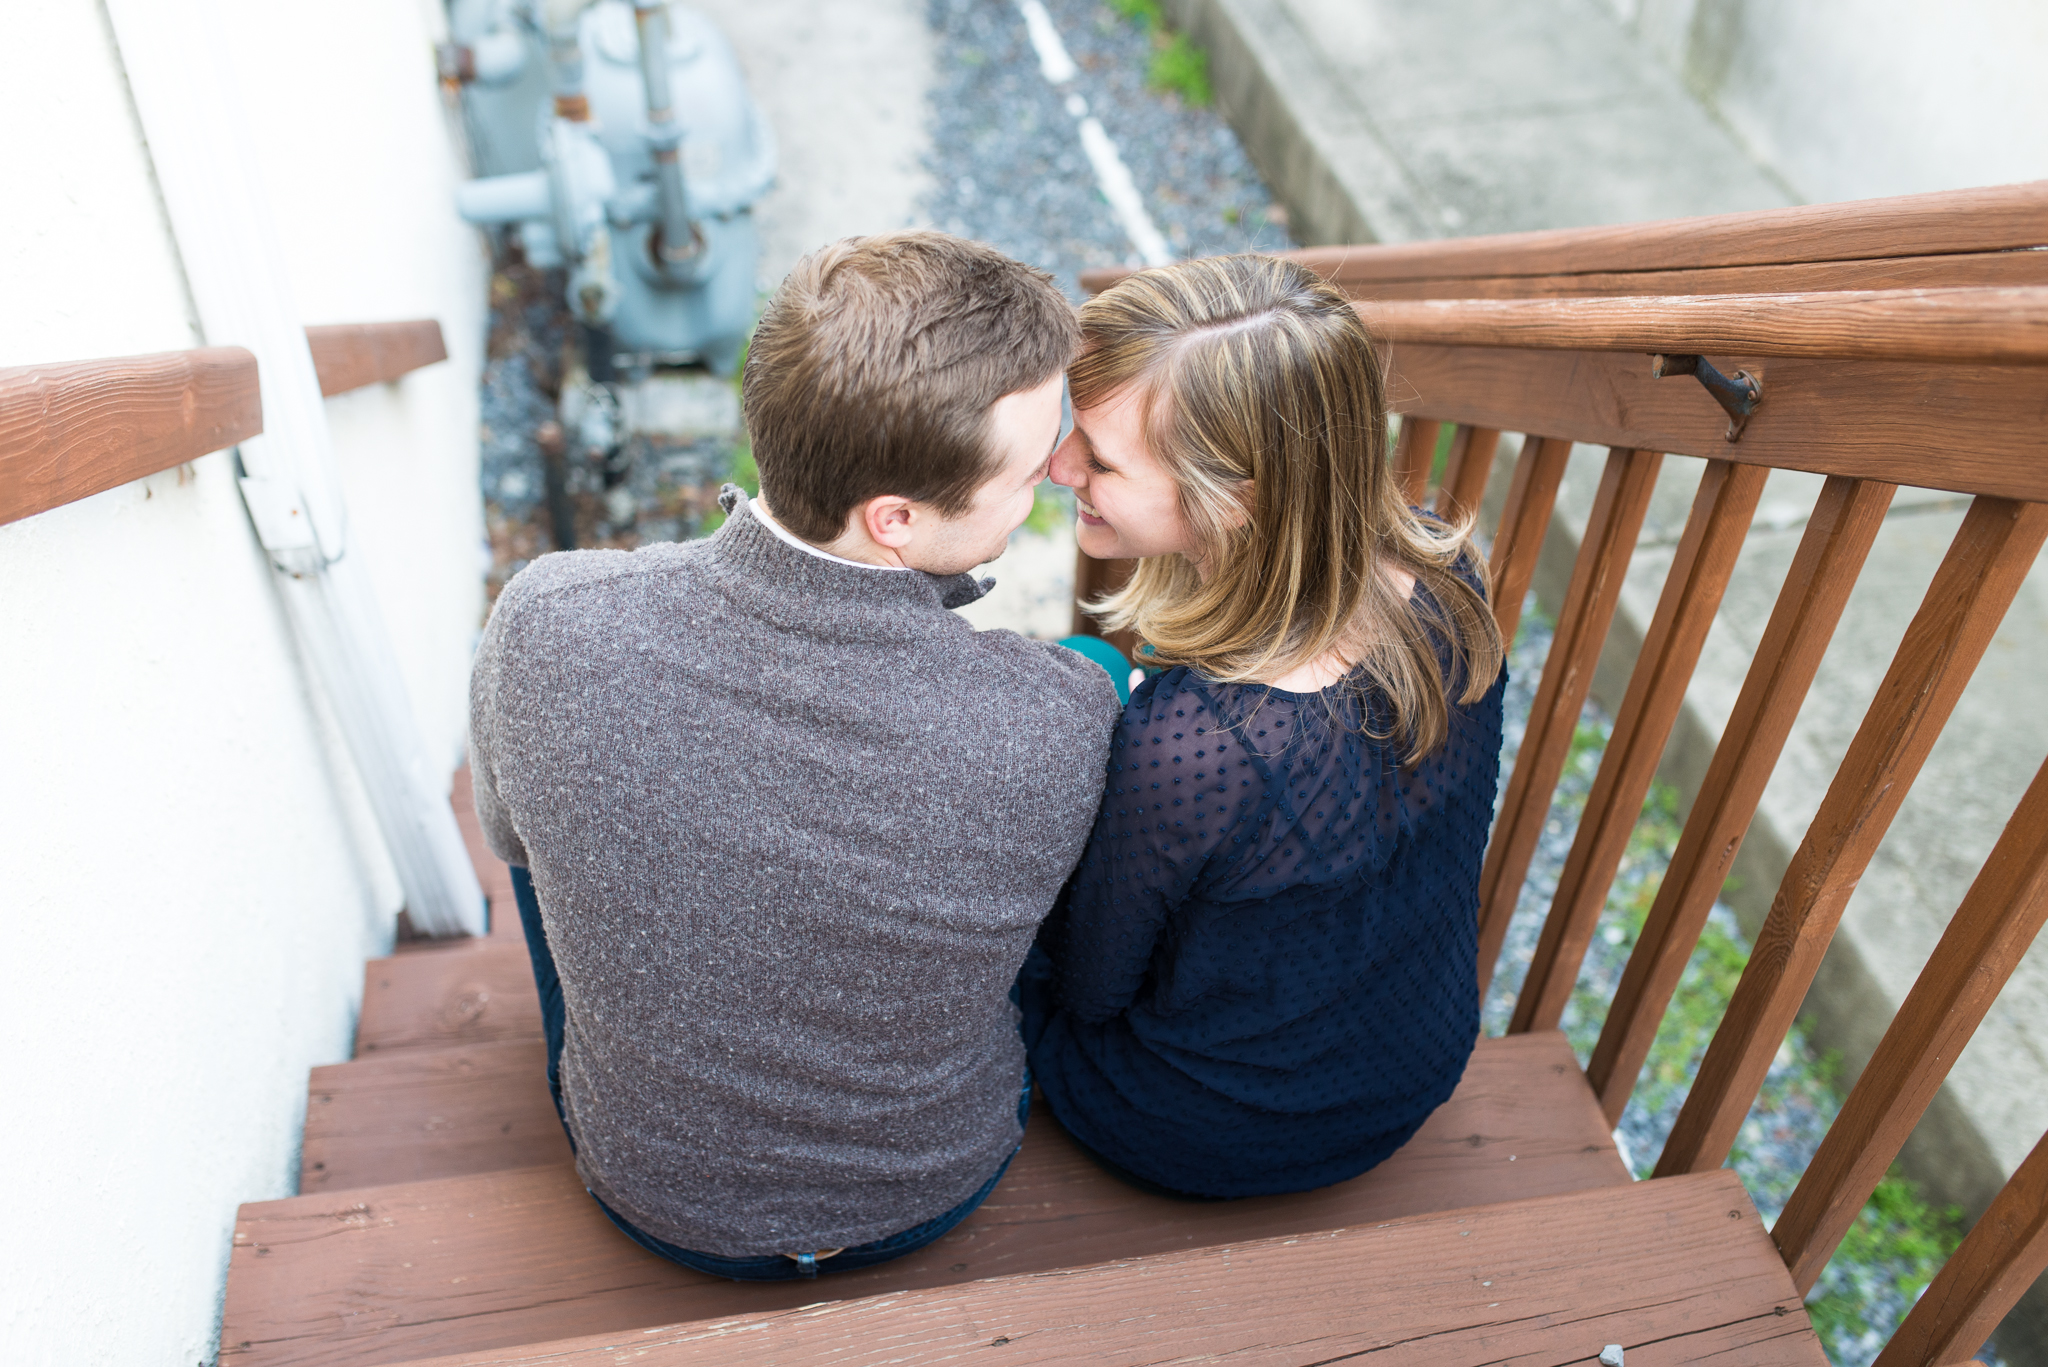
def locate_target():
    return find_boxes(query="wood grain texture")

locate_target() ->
[220,1031,1629,1366]
[1319,248,2048,303]
[1485,435,1572,649]
[1295,182,2048,285]
[1773,755,2048,1292]
[1386,345,2048,503]
[1434,424,1498,525]
[1393,415,1439,507]
[1077,183,2048,297]
[301,1039,569,1193]
[1083,244,2048,305]
[355,940,540,1056]
[1587,477,1895,1125]
[0,347,261,527]
[1510,459,1768,1035]
[305,320,449,398]
[1362,287,2048,365]
[378,1172,1820,1367]
[1654,497,2048,1178]
[1874,1130,2048,1367]
[1476,448,1662,996]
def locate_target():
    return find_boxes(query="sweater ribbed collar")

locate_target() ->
[706,486,994,613]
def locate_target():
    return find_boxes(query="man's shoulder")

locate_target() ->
[949,628,1124,733]
[493,542,700,625]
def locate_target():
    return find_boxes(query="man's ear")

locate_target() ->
[860,495,919,550]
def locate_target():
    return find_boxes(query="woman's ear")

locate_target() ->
[1220,479,1255,531]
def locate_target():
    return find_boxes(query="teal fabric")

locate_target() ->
[1057,634,1132,704]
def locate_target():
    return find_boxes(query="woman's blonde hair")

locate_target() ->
[1074,253,1503,759]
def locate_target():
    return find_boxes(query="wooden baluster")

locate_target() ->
[1476,447,1663,997]
[1508,459,1768,1034]
[1393,416,1439,508]
[1872,1127,2048,1367]
[1485,435,1572,649]
[1433,426,1500,525]
[1653,496,2048,1177]
[1070,550,1138,657]
[1774,753,2048,1292]
[1586,476,1895,1124]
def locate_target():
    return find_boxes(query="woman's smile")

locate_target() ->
[1076,497,1109,527]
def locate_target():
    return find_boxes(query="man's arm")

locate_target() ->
[467,588,530,869]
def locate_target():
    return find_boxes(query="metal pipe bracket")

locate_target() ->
[1651,353,1763,441]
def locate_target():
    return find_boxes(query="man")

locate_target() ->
[469,232,1119,1281]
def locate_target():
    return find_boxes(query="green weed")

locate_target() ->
[1148,33,1211,106]
[1104,0,1213,107]
[1106,0,1165,24]
[1805,1171,1965,1355]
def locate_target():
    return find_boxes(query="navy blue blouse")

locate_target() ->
[1022,592,1507,1198]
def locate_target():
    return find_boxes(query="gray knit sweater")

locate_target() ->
[468,489,1119,1255]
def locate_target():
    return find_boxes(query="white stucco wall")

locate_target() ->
[1610,0,2048,202]
[0,1,484,1362]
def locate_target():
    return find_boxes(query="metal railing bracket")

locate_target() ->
[1651,353,1763,441]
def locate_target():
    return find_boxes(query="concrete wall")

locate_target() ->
[0,2,484,1362]
[1610,0,2048,202]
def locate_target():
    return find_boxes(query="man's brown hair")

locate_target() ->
[742,231,1080,542]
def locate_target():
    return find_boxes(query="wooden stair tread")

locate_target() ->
[355,940,538,1056]
[302,1040,570,1193]
[394,1171,1824,1367]
[224,1031,1629,1365]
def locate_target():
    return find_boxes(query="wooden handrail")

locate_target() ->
[1387,345,2048,503]
[305,320,449,397]
[1077,181,2048,295]
[1362,287,2048,365]
[0,347,262,528]
[0,320,449,528]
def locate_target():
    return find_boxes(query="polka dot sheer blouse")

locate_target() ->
[1021,579,1508,1198]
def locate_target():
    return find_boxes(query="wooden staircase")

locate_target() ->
[217,184,2048,1365]
[216,775,1818,1366]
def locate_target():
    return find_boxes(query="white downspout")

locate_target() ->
[105,1,486,938]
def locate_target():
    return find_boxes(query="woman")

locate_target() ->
[1019,254,1508,1200]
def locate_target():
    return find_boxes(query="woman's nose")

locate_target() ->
[1048,432,1085,489]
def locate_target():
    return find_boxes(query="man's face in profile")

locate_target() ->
[907,372,1067,576]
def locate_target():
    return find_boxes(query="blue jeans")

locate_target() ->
[511,866,1025,1280]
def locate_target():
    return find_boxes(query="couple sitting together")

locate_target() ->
[469,230,1508,1281]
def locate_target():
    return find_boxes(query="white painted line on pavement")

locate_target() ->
[1078,117,1173,266]
[1014,0,1174,269]
[1017,0,1080,84]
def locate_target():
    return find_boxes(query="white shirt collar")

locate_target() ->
[751,501,912,571]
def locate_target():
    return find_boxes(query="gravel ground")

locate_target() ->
[924,0,1292,298]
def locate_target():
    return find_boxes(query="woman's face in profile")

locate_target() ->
[1049,382,1197,563]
